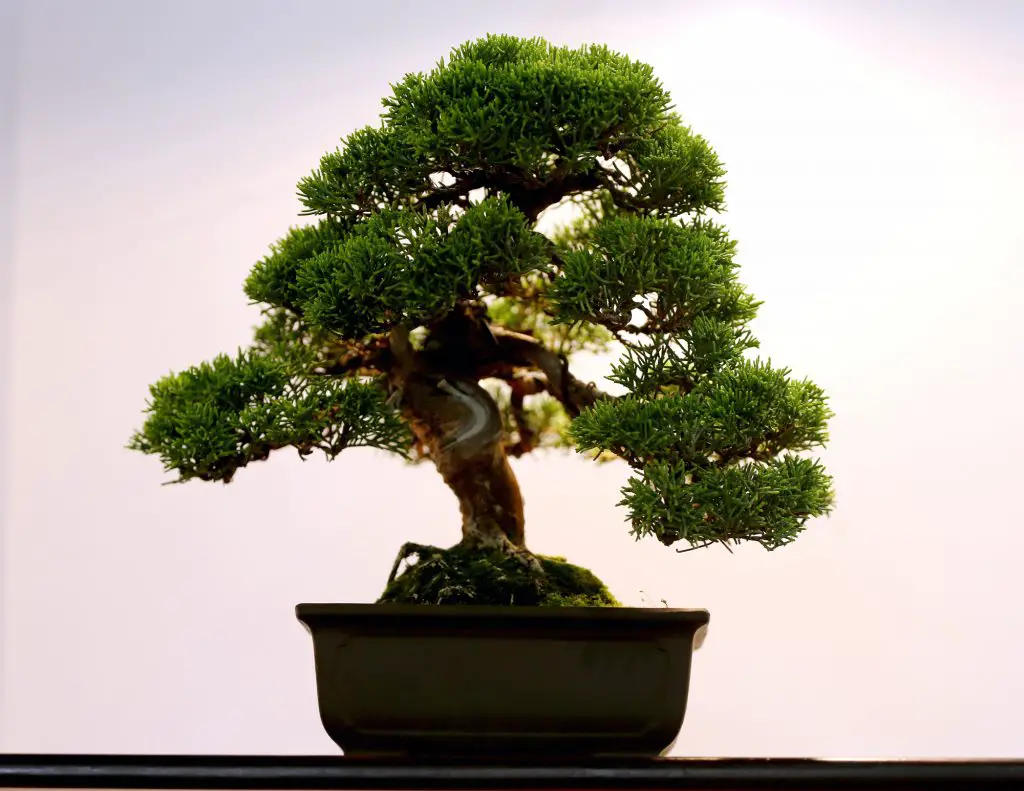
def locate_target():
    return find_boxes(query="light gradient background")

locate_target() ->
[3,0,1023,757]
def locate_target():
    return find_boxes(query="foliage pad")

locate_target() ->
[129,351,410,483]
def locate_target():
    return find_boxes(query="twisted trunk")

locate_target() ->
[387,324,527,554]
[383,301,614,559]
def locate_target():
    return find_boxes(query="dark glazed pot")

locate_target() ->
[296,603,709,758]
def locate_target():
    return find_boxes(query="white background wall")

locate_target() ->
[3,0,1023,757]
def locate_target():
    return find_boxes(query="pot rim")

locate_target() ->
[296,603,709,647]
[297,602,708,620]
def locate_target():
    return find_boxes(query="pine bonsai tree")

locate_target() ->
[130,35,834,606]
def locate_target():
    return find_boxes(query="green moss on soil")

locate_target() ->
[378,543,620,607]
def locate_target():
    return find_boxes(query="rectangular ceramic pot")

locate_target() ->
[296,603,709,758]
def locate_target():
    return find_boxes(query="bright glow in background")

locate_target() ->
[3,0,1023,757]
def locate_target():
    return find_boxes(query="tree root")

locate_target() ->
[387,542,445,585]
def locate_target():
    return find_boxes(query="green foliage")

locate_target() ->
[622,115,727,216]
[571,359,834,548]
[485,273,614,356]
[258,35,733,351]
[297,125,431,220]
[382,35,671,179]
[550,214,760,332]
[244,220,351,312]
[250,308,321,366]
[379,543,620,606]
[132,33,835,579]
[297,35,722,223]
[607,315,759,397]
[251,198,549,339]
[129,350,411,483]
[621,455,833,550]
[573,359,831,468]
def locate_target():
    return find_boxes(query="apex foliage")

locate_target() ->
[131,34,834,580]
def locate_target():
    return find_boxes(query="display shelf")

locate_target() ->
[1,754,1023,790]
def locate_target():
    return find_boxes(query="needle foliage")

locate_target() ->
[130,35,834,596]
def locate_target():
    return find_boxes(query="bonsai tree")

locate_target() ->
[130,35,834,606]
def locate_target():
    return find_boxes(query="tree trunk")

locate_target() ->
[390,364,528,554]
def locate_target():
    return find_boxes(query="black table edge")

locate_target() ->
[1,755,1023,789]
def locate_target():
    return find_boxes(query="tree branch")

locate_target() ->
[417,171,489,211]
[316,336,393,376]
[488,325,614,417]
[413,164,606,224]
[504,372,548,457]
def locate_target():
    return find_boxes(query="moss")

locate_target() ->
[378,544,620,607]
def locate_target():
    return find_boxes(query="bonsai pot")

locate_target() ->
[296,603,709,757]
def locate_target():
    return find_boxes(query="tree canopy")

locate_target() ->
[130,34,834,555]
